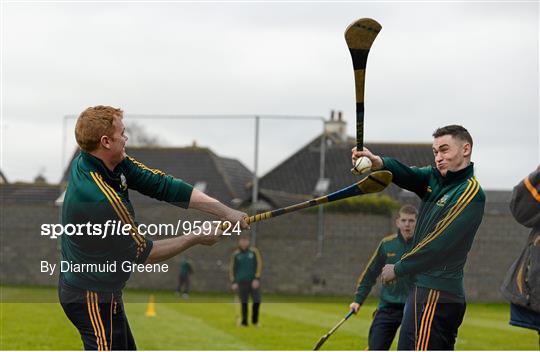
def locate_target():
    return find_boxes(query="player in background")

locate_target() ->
[230,235,263,327]
[176,256,194,298]
[350,205,417,350]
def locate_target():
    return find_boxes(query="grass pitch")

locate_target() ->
[0,286,538,350]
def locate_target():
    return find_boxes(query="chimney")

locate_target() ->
[324,110,347,142]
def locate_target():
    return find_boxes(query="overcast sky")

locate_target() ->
[2,1,538,190]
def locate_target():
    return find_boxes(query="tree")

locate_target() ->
[125,122,164,147]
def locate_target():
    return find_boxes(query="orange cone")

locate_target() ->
[145,294,156,317]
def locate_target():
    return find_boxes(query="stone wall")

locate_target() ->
[0,200,530,302]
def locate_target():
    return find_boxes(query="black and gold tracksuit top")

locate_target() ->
[61,151,193,292]
[501,167,540,312]
[354,231,412,308]
[229,247,263,283]
[382,157,485,297]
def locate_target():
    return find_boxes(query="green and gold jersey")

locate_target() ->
[382,157,485,297]
[61,151,193,292]
[354,232,412,308]
[229,247,262,283]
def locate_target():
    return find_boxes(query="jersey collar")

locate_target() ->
[434,162,475,184]
[80,151,122,186]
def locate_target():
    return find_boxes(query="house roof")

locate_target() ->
[258,133,435,203]
[62,146,253,206]
[0,170,7,184]
[256,188,312,209]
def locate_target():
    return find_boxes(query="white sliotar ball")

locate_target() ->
[353,156,372,175]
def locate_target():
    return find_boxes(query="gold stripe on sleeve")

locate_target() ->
[524,175,540,202]
[127,156,165,176]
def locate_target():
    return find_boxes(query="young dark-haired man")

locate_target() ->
[352,125,485,350]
